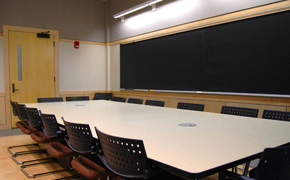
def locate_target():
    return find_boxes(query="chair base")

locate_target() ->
[20,161,74,178]
[7,143,40,155]
[11,149,50,165]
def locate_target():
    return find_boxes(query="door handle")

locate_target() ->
[12,84,19,93]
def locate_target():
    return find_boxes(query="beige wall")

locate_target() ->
[0,95,5,125]
[108,44,120,90]
[59,41,106,91]
[0,0,106,42]
[0,36,3,92]
[0,36,5,125]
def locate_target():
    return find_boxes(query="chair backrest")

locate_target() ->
[37,97,63,103]
[221,106,259,118]
[262,110,290,122]
[10,100,19,117]
[40,111,60,137]
[112,96,127,102]
[95,127,150,179]
[25,107,42,128]
[62,117,95,153]
[15,103,28,121]
[177,102,205,111]
[253,146,290,180]
[145,100,165,107]
[93,93,112,100]
[65,96,90,101]
[127,98,143,104]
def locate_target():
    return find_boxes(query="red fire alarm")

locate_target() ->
[74,41,79,49]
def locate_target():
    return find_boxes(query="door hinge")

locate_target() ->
[54,77,56,82]
[53,41,55,47]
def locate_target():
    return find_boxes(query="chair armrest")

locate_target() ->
[220,170,255,180]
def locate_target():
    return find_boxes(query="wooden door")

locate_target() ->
[9,31,55,127]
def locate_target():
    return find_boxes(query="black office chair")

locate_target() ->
[40,111,63,138]
[10,100,20,117]
[66,96,90,101]
[7,101,40,155]
[37,97,64,103]
[10,106,47,165]
[145,99,165,107]
[95,127,169,179]
[20,111,76,178]
[29,111,65,156]
[93,92,112,100]
[112,96,127,103]
[262,110,290,122]
[62,117,114,179]
[25,107,42,129]
[62,118,97,154]
[12,101,31,129]
[177,102,205,111]
[11,101,31,130]
[220,146,290,180]
[96,127,151,179]
[42,113,77,161]
[221,106,259,118]
[127,98,143,104]
[16,103,29,122]
[30,110,64,145]
[15,108,60,167]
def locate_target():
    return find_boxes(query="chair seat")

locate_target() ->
[15,120,28,128]
[71,156,113,180]
[47,142,77,158]
[20,125,38,134]
[31,131,63,143]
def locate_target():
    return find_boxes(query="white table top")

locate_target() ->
[26,100,290,179]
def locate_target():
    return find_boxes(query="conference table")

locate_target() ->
[25,100,290,179]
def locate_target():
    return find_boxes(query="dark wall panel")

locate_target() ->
[204,11,290,94]
[121,30,204,91]
[121,10,290,95]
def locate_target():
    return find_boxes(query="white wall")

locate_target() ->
[0,36,4,92]
[108,44,120,90]
[59,42,106,91]
[109,0,283,41]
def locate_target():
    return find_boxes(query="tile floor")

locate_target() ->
[0,128,23,137]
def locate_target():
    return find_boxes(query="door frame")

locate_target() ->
[3,25,60,129]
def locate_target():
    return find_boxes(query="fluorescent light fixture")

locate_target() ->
[113,0,163,19]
